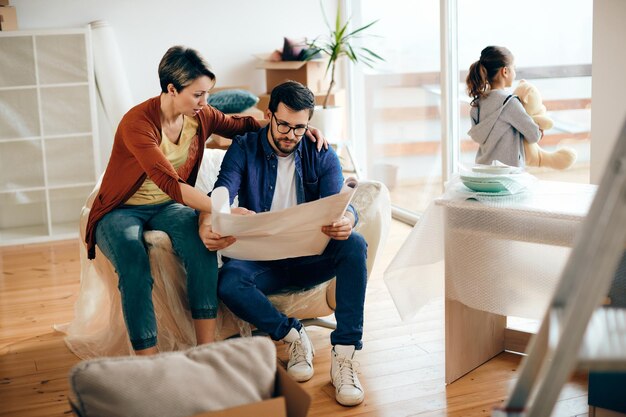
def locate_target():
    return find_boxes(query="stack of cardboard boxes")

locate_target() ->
[256,58,345,110]
[0,0,17,31]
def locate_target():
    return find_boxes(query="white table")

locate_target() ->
[384,179,596,383]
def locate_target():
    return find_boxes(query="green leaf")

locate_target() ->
[307,0,384,104]
[346,44,358,62]
[335,2,341,34]
[361,47,385,61]
[346,20,379,38]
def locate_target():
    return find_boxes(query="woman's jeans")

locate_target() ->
[95,201,218,350]
[218,232,368,349]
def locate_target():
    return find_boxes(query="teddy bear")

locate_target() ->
[513,79,577,170]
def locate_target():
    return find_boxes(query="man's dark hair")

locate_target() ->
[158,46,215,93]
[268,80,315,119]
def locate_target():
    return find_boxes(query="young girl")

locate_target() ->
[466,46,542,167]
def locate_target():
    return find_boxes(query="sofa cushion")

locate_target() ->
[282,37,322,61]
[208,89,259,113]
[69,337,276,417]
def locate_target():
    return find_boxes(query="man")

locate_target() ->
[199,81,368,406]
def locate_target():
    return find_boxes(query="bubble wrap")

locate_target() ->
[58,149,391,359]
[385,176,597,321]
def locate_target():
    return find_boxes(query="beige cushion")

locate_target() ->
[69,337,276,417]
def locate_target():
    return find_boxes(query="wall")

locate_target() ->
[12,0,332,100]
[10,0,334,168]
[591,0,626,183]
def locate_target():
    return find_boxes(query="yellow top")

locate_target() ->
[125,115,199,205]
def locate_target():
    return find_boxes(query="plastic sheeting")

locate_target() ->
[58,150,391,358]
[89,20,133,131]
[384,175,596,321]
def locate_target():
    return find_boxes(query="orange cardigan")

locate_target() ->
[85,95,261,259]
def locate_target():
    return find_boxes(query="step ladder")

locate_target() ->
[493,120,626,417]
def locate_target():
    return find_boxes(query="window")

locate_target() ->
[352,0,441,215]
[458,0,592,185]
[351,0,592,218]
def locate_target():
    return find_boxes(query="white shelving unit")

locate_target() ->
[0,28,100,246]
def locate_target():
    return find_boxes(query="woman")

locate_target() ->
[466,45,542,167]
[85,46,325,355]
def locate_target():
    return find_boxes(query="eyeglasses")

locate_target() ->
[272,114,308,137]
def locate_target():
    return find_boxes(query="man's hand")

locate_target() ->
[305,125,329,151]
[198,211,236,251]
[322,215,353,240]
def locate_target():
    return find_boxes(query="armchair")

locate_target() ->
[62,149,391,358]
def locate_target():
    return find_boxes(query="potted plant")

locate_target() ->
[306,1,384,108]
[305,1,383,143]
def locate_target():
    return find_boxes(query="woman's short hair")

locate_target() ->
[158,46,215,93]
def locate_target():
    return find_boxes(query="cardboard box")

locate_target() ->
[206,106,265,150]
[257,88,346,112]
[192,367,311,417]
[257,59,328,94]
[0,5,17,31]
[0,0,10,6]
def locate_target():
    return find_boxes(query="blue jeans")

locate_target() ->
[218,233,368,349]
[95,201,218,350]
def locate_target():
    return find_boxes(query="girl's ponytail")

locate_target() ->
[465,46,514,107]
[466,60,488,106]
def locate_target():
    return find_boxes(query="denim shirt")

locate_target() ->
[213,126,357,223]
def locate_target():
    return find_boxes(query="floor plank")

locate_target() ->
[0,223,588,417]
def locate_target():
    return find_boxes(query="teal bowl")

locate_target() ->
[461,179,508,193]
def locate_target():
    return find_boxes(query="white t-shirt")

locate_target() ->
[270,153,297,211]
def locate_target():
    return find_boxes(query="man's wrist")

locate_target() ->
[345,212,356,227]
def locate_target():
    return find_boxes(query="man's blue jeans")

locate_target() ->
[218,232,368,349]
[95,201,218,350]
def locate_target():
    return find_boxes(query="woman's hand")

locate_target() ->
[198,212,236,250]
[305,125,329,151]
[199,222,236,251]
[231,207,256,216]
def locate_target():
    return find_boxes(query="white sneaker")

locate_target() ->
[283,327,314,382]
[331,345,364,406]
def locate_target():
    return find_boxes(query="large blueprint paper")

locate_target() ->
[211,179,358,261]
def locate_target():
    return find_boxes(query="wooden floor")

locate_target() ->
[0,221,589,417]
